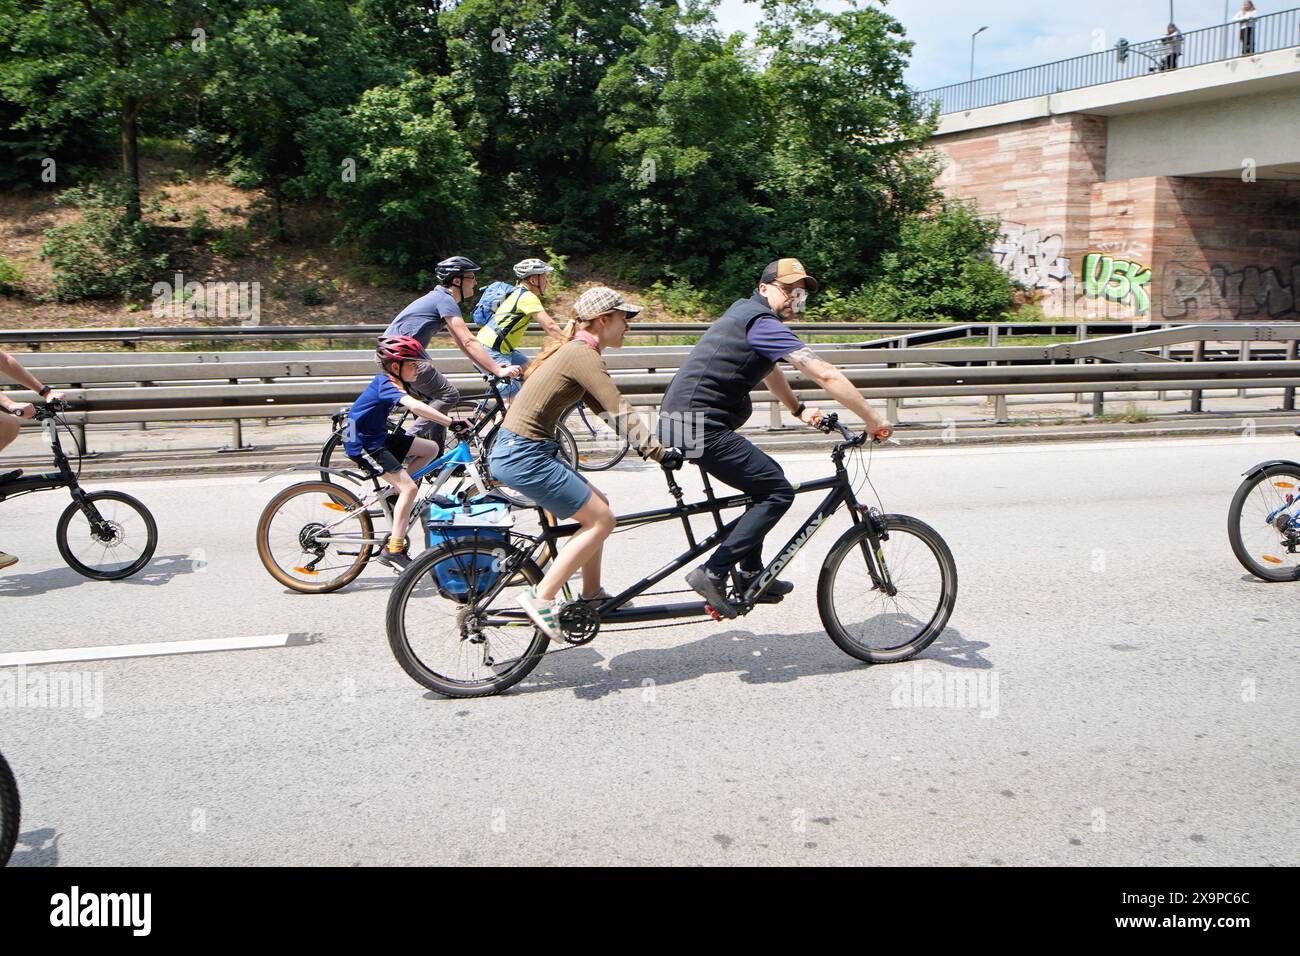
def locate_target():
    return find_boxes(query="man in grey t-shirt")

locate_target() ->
[380,256,521,450]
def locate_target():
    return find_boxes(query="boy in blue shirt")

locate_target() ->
[347,335,467,570]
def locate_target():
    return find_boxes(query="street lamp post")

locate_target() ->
[970,26,989,82]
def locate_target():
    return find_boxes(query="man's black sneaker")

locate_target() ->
[685,566,738,619]
[737,570,794,603]
[0,469,22,483]
[378,548,411,572]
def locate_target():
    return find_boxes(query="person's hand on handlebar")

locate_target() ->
[798,405,823,428]
[658,447,685,471]
[449,418,472,438]
[8,402,36,419]
[496,364,522,379]
[869,423,894,443]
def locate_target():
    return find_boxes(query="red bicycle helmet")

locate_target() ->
[376,335,429,364]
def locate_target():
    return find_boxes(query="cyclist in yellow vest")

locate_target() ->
[476,258,566,398]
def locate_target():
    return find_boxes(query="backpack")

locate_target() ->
[471,282,516,328]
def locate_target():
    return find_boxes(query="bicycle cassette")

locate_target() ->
[557,600,601,645]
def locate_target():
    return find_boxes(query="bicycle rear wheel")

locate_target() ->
[1228,464,1300,581]
[817,514,957,663]
[257,481,375,593]
[56,491,158,580]
[387,540,549,698]
[0,751,18,867]
[562,402,628,471]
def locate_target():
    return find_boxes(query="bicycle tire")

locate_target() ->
[1228,464,1300,582]
[387,541,550,698]
[817,515,957,663]
[563,402,628,472]
[0,751,18,867]
[257,481,375,593]
[56,491,158,580]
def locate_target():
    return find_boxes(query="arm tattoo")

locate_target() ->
[784,346,820,369]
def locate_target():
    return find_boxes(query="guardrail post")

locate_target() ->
[769,400,783,430]
[1189,341,1205,412]
[1073,323,1085,403]
[993,394,1008,423]
[220,377,254,452]
[1238,341,1250,399]
[1157,347,1169,401]
[1284,341,1298,412]
[1092,392,1105,418]
[887,398,900,422]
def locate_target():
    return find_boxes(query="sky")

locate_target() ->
[711,0,1264,91]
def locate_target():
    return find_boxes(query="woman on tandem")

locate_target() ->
[489,286,682,639]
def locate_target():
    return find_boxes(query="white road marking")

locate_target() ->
[0,632,318,668]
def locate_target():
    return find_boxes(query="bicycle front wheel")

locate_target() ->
[387,540,550,698]
[0,751,18,867]
[257,481,375,593]
[817,515,957,663]
[56,491,158,580]
[562,403,628,471]
[1228,464,1300,581]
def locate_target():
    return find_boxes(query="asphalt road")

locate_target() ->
[2,435,1296,865]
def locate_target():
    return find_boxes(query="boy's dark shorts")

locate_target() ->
[348,431,415,476]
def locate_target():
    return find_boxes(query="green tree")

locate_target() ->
[848,200,1017,322]
[753,0,939,293]
[0,0,219,220]
[196,0,381,238]
[599,2,768,287]
[297,76,486,283]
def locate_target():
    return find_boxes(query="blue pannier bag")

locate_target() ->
[426,498,513,599]
[471,281,516,329]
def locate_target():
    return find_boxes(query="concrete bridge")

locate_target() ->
[923,7,1300,323]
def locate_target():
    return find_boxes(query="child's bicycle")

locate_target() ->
[385,413,958,698]
[0,398,157,579]
[1228,426,1300,581]
[316,374,578,497]
[257,416,532,593]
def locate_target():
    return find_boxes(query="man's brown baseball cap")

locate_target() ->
[760,258,819,292]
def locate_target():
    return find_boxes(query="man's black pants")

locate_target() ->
[695,427,795,576]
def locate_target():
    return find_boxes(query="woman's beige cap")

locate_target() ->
[574,286,643,321]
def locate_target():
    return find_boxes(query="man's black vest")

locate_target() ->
[660,292,778,440]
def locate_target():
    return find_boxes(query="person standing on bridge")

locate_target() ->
[1232,1,1258,55]
[658,259,893,618]
[0,350,67,571]
[381,256,522,457]
[1159,23,1183,70]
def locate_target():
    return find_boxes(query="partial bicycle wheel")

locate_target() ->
[817,514,957,663]
[257,481,376,593]
[562,402,628,471]
[1228,464,1300,581]
[0,751,18,867]
[56,491,158,580]
[387,540,549,698]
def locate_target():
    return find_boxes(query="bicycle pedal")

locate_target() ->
[705,604,723,622]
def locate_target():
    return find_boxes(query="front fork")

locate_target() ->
[855,506,897,597]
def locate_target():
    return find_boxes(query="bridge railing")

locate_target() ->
[918,7,1300,115]
[4,324,1299,455]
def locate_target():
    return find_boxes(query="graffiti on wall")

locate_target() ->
[991,222,1073,289]
[1163,262,1300,319]
[1082,253,1153,315]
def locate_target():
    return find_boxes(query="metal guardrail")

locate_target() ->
[918,7,1300,115]
[4,324,1299,453]
[0,319,1183,350]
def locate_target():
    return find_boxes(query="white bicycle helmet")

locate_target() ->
[513,258,555,279]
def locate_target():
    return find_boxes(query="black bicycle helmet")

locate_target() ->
[434,256,482,283]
